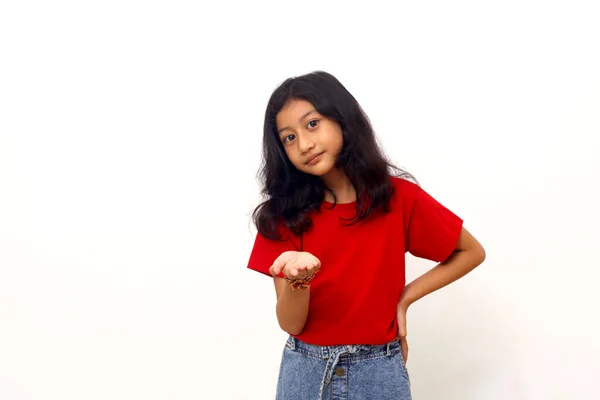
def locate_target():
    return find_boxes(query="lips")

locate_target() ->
[305,152,324,165]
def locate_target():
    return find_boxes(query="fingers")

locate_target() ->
[287,265,306,278]
[275,253,321,279]
[306,259,321,274]
[284,263,316,279]
[400,336,409,364]
[396,311,408,364]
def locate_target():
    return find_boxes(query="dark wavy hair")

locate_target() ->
[252,71,416,240]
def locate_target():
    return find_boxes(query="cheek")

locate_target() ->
[331,130,344,153]
[284,147,302,166]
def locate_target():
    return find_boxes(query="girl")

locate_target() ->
[247,71,485,400]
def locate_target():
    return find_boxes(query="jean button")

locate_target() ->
[335,367,345,377]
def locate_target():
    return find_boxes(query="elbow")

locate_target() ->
[474,244,486,265]
[276,307,307,335]
[285,326,304,336]
[278,319,306,336]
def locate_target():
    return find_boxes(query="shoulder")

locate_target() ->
[390,175,419,191]
[389,175,421,209]
[257,215,295,242]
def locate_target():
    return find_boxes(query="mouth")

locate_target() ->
[305,152,324,165]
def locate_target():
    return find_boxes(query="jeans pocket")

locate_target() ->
[275,346,289,400]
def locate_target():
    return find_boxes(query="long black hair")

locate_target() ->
[252,71,416,240]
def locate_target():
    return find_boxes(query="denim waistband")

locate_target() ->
[285,336,401,400]
[286,336,400,361]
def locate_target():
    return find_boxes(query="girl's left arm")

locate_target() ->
[399,226,485,310]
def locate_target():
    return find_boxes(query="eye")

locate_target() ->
[282,133,295,144]
[307,120,319,129]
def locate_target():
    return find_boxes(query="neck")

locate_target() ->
[322,168,356,204]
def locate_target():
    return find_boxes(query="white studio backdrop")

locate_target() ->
[1,1,599,399]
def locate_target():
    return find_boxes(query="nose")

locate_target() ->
[297,132,315,153]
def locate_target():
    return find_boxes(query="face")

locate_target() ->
[275,98,343,177]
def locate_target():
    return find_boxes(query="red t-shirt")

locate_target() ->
[247,177,463,345]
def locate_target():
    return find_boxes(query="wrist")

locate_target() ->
[397,300,410,313]
[284,270,319,290]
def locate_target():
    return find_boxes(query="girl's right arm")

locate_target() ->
[273,278,311,335]
[269,251,321,335]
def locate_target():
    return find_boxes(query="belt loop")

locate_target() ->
[386,342,391,356]
[288,336,296,350]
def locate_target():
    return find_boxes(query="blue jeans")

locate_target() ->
[276,336,412,400]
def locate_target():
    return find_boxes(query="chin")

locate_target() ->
[301,164,334,177]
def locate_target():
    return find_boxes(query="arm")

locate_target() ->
[399,226,485,310]
[273,278,310,335]
[269,251,321,335]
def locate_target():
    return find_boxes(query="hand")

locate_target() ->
[269,251,321,280]
[396,301,409,364]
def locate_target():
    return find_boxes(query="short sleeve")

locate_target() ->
[247,230,298,278]
[405,185,463,263]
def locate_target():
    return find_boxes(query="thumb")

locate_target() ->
[270,258,285,276]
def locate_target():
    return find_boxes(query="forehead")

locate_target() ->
[275,98,317,130]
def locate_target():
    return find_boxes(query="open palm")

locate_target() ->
[269,251,320,279]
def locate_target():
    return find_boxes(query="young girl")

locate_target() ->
[247,71,485,400]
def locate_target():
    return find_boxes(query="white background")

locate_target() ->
[1,1,599,399]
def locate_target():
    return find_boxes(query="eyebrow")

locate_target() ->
[277,110,318,134]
